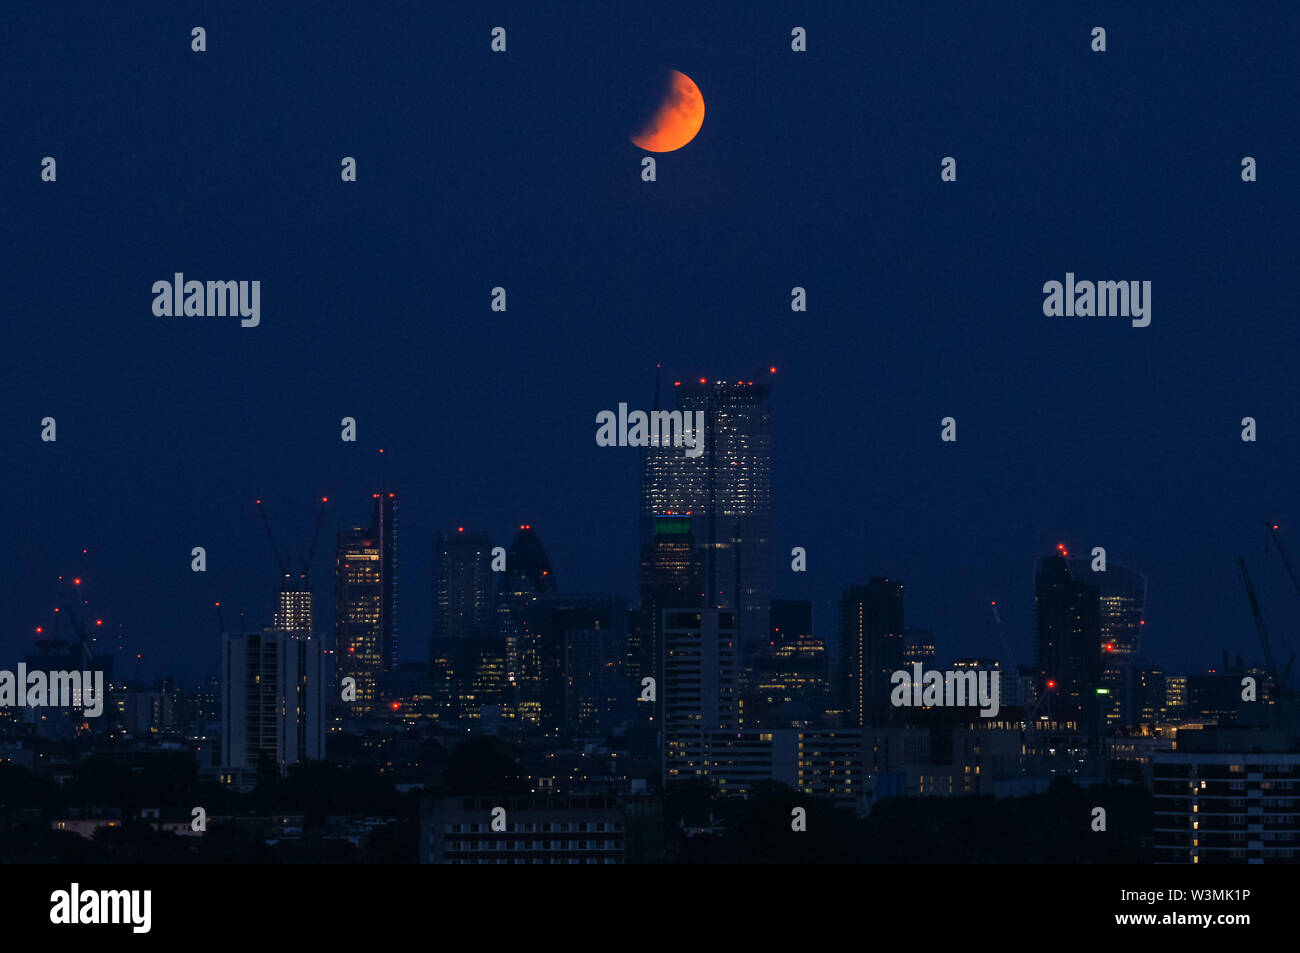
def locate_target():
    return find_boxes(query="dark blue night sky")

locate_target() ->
[5,2,1300,684]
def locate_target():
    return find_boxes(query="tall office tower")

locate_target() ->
[494,525,557,698]
[565,626,632,737]
[518,594,628,731]
[432,528,495,642]
[333,492,398,714]
[641,374,772,657]
[335,524,382,714]
[840,578,905,727]
[221,630,326,783]
[1065,556,1145,726]
[635,514,704,715]
[1067,557,1147,656]
[663,608,739,783]
[1034,553,1102,726]
[374,492,399,671]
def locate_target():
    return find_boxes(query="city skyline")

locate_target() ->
[13,385,1299,689]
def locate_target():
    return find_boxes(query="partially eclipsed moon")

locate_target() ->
[630,70,704,152]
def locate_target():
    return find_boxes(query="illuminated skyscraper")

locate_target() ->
[432,528,495,642]
[1066,557,1145,726]
[335,527,381,713]
[494,525,557,725]
[635,514,703,722]
[258,497,328,635]
[274,589,313,633]
[641,374,772,656]
[1067,558,1147,656]
[334,492,399,715]
[663,608,739,783]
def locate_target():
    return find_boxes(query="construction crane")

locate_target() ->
[1264,521,1300,599]
[1236,556,1292,696]
[256,497,329,589]
[62,602,97,670]
[303,498,329,579]
[988,600,1018,668]
[256,498,292,584]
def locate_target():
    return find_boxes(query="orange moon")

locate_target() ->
[630,70,704,152]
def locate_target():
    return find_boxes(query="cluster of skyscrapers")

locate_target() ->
[203,369,1299,861]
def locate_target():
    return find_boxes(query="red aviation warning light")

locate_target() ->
[1046,679,1057,690]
